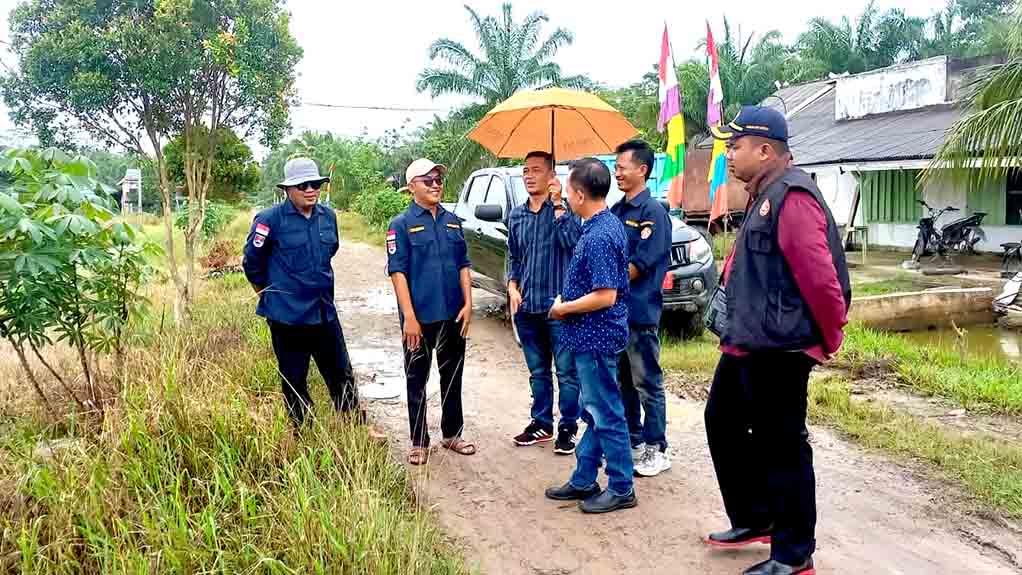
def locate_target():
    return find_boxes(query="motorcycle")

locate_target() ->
[911,199,987,264]
[1001,209,1022,279]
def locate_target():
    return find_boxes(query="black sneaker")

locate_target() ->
[553,428,577,455]
[513,421,553,446]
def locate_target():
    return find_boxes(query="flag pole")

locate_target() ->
[666,21,683,211]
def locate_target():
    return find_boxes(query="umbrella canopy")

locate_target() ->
[468,88,639,161]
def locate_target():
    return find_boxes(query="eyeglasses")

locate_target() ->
[296,181,323,191]
[415,175,443,187]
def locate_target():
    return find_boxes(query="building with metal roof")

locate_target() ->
[747,55,1019,253]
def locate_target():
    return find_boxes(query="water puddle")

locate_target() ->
[349,345,405,401]
[337,286,398,315]
[898,326,1022,363]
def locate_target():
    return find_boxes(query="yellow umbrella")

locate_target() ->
[468,87,639,161]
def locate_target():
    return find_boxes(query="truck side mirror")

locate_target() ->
[475,204,504,222]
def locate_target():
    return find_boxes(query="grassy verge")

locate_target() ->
[660,328,1022,519]
[661,322,1022,416]
[338,210,385,247]
[660,333,720,378]
[839,323,1022,415]
[810,376,1022,518]
[851,273,930,297]
[0,214,467,574]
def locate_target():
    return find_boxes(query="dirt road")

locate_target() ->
[333,240,1021,575]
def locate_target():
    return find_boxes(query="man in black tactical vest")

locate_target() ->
[702,107,851,575]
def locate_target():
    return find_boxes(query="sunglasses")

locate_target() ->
[296,181,323,191]
[415,175,444,187]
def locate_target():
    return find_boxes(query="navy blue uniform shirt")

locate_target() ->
[386,202,471,324]
[610,188,672,327]
[506,199,582,314]
[242,200,339,326]
[561,209,629,354]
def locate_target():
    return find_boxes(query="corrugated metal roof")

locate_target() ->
[762,79,833,115]
[786,86,962,166]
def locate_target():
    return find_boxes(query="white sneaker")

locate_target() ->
[634,446,672,477]
[631,443,646,464]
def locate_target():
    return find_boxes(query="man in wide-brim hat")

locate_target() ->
[243,157,384,438]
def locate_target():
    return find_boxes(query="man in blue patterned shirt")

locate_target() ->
[544,158,636,514]
[508,151,583,454]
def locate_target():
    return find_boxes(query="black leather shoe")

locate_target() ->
[742,558,815,575]
[545,481,601,501]
[578,489,637,513]
[704,526,772,548]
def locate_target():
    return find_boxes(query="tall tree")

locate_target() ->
[797,1,927,76]
[2,0,301,320]
[165,127,260,204]
[925,1,1022,192]
[416,3,591,105]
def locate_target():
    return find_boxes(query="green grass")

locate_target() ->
[810,376,1022,518]
[659,322,1022,416]
[658,328,1022,518]
[660,333,720,377]
[710,231,737,261]
[840,323,1022,415]
[851,273,928,297]
[0,216,467,574]
[338,210,385,247]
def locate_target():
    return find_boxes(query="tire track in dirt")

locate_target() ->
[332,239,1020,575]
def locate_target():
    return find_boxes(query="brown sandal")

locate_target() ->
[407,447,429,465]
[441,437,477,456]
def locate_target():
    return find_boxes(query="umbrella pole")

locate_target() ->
[550,108,555,165]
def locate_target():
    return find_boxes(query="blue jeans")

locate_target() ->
[570,350,634,497]
[620,326,668,451]
[516,312,580,432]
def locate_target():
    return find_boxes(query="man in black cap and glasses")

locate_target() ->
[702,107,850,575]
[243,157,381,436]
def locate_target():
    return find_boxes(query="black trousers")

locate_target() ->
[705,351,817,565]
[268,318,359,426]
[403,319,466,448]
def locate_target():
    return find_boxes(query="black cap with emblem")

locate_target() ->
[710,106,788,143]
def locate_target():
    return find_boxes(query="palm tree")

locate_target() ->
[925,2,1022,192]
[416,3,591,105]
[797,1,927,76]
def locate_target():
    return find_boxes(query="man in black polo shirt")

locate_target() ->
[610,140,673,478]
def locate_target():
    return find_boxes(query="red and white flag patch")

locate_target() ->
[386,230,397,255]
[253,223,269,248]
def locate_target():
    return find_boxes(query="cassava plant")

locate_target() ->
[0,148,159,414]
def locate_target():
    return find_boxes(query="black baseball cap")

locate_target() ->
[710,106,788,143]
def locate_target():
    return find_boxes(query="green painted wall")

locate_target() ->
[860,170,1009,225]
[966,177,1007,225]
[860,170,922,224]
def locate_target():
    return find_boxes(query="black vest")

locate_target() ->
[722,168,852,351]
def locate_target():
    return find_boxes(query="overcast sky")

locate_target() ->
[0,0,949,156]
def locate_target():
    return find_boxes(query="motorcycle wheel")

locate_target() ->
[912,236,927,261]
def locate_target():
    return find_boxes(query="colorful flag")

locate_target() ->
[706,22,724,128]
[706,22,728,225]
[708,138,729,224]
[657,24,685,208]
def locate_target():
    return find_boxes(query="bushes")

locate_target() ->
[174,200,238,240]
[351,187,411,229]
